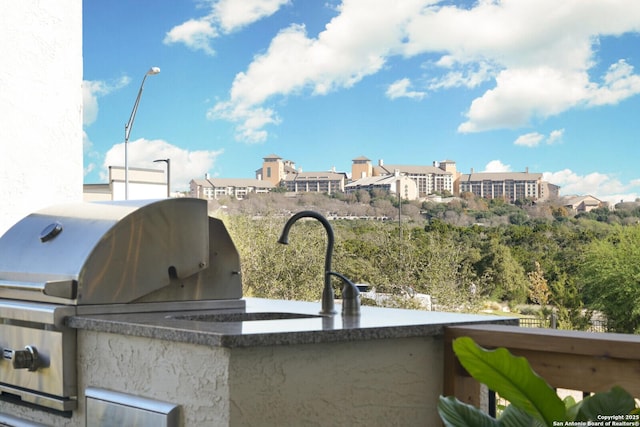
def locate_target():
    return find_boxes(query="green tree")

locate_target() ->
[579,225,640,333]
[222,214,325,301]
[475,240,529,303]
[549,274,592,330]
[527,261,549,305]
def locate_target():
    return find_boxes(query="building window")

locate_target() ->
[266,167,271,178]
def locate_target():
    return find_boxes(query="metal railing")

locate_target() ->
[518,315,607,332]
[443,324,640,411]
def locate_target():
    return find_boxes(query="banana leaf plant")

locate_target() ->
[438,336,638,426]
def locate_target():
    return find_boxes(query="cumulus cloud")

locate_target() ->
[82,76,130,126]
[214,0,291,33]
[514,129,564,147]
[386,78,426,100]
[543,169,640,205]
[83,77,131,180]
[103,138,223,190]
[547,129,564,145]
[163,0,290,55]
[197,0,640,142]
[514,132,544,148]
[428,59,496,90]
[483,160,511,173]
[209,0,423,142]
[83,130,100,178]
[164,18,218,55]
[587,59,640,106]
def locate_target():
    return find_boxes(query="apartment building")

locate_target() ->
[256,154,298,186]
[190,177,273,200]
[187,154,560,203]
[458,171,545,202]
[255,154,348,195]
[345,172,419,200]
[283,171,347,194]
[351,157,457,197]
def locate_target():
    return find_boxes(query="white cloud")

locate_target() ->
[514,128,564,147]
[458,66,587,132]
[103,138,223,190]
[163,18,218,55]
[406,1,640,133]
[214,0,291,33]
[547,129,564,145]
[163,0,290,55]
[209,0,425,141]
[83,130,100,178]
[203,0,640,142]
[82,76,130,126]
[483,160,511,173]
[386,78,425,100]
[514,132,544,148]
[587,59,640,106]
[428,59,495,90]
[83,77,131,180]
[543,169,640,205]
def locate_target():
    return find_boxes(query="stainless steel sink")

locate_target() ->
[167,311,322,322]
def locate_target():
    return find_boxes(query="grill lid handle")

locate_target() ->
[44,279,78,299]
[39,222,63,242]
[0,279,77,300]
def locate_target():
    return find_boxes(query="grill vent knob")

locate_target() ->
[3,345,41,371]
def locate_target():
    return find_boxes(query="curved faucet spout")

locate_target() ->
[278,210,337,315]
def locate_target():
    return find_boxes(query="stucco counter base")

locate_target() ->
[1,298,516,426]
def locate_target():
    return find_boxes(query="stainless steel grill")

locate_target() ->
[0,198,243,413]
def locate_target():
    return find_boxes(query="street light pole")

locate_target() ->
[153,158,170,198]
[124,67,160,200]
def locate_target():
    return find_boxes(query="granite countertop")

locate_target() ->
[67,297,518,348]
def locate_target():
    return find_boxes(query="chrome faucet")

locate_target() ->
[278,211,360,316]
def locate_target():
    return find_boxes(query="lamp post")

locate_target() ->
[124,67,160,200]
[153,158,170,198]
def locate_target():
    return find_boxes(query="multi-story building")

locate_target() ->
[540,181,561,201]
[345,172,419,200]
[255,154,297,186]
[283,171,348,194]
[458,170,545,202]
[351,157,457,197]
[189,153,561,203]
[351,156,373,180]
[190,176,273,200]
[84,166,167,201]
[255,154,348,195]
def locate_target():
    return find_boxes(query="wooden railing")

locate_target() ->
[443,324,640,407]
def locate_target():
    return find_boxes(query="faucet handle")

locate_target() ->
[328,271,361,317]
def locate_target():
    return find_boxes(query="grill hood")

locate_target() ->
[0,198,242,305]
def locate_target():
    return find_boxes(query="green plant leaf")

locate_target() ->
[438,395,500,427]
[565,396,580,421]
[573,386,636,421]
[563,395,577,408]
[452,337,565,426]
[499,404,546,427]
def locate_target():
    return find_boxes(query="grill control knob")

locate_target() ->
[3,346,40,371]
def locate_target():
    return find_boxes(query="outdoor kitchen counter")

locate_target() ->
[0,298,519,426]
[67,297,518,348]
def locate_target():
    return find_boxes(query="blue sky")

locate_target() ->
[83,0,640,203]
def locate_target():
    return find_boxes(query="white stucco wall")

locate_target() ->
[0,1,83,236]
[0,331,442,426]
